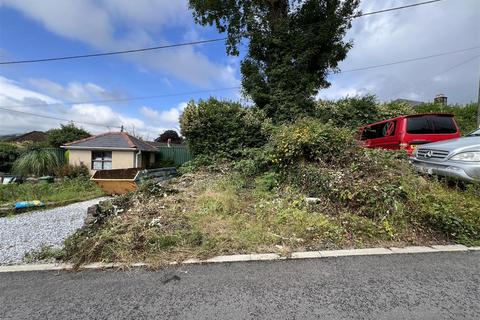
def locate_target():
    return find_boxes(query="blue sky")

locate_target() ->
[0,0,478,138]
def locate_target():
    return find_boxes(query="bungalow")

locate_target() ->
[62,132,157,174]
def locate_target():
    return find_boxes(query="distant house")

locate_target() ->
[391,99,425,107]
[6,131,48,143]
[62,132,157,173]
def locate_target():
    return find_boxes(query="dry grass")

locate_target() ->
[62,167,477,267]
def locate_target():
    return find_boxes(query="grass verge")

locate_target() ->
[0,178,104,216]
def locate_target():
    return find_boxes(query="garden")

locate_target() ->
[0,126,103,215]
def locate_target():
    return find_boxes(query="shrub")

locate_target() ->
[13,149,60,176]
[267,119,355,168]
[314,95,416,128]
[179,98,268,157]
[54,164,90,179]
[46,123,91,147]
[0,143,22,172]
[178,155,214,174]
[315,95,379,128]
[377,101,416,120]
[233,147,270,176]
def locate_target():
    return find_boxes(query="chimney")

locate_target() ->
[434,93,447,106]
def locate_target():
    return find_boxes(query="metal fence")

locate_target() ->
[38,148,66,164]
[156,146,193,166]
[0,147,66,172]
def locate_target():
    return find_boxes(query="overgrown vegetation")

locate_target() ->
[53,164,91,179]
[314,95,416,128]
[0,142,22,173]
[63,98,480,266]
[0,178,103,208]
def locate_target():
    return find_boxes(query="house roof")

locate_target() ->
[7,131,48,143]
[62,132,157,151]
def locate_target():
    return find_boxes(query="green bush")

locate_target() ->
[264,118,480,244]
[0,143,22,172]
[178,155,214,174]
[233,147,270,176]
[13,149,60,177]
[179,98,268,157]
[314,96,415,128]
[46,123,91,147]
[54,164,90,179]
[267,119,355,168]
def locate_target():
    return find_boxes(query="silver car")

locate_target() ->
[410,128,480,182]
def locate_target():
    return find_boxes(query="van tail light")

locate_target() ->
[399,143,415,155]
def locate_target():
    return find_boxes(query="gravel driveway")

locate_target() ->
[0,198,108,265]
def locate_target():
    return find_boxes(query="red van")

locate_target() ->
[358,113,461,155]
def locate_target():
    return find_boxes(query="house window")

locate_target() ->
[92,151,112,170]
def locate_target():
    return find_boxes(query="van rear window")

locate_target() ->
[407,115,457,134]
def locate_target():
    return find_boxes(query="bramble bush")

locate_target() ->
[267,119,355,167]
[263,119,480,244]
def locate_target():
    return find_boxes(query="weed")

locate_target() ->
[24,245,64,263]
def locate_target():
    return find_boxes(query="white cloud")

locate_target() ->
[318,0,480,104]
[1,0,239,87]
[0,76,58,106]
[0,76,168,139]
[29,78,125,102]
[140,102,187,128]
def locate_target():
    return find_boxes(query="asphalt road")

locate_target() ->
[1,252,479,319]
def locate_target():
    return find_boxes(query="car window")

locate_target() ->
[361,121,396,140]
[467,128,480,137]
[407,115,456,134]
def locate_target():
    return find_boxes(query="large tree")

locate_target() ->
[189,0,359,122]
[46,123,91,147]
[155,130,184,144]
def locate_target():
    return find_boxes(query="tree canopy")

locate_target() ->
[189,0,360,122]
[155,130,184,144]
[46,123,91,147]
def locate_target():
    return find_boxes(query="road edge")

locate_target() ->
[1,244,478,273]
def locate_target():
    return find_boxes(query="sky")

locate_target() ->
[0,0,479,138]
